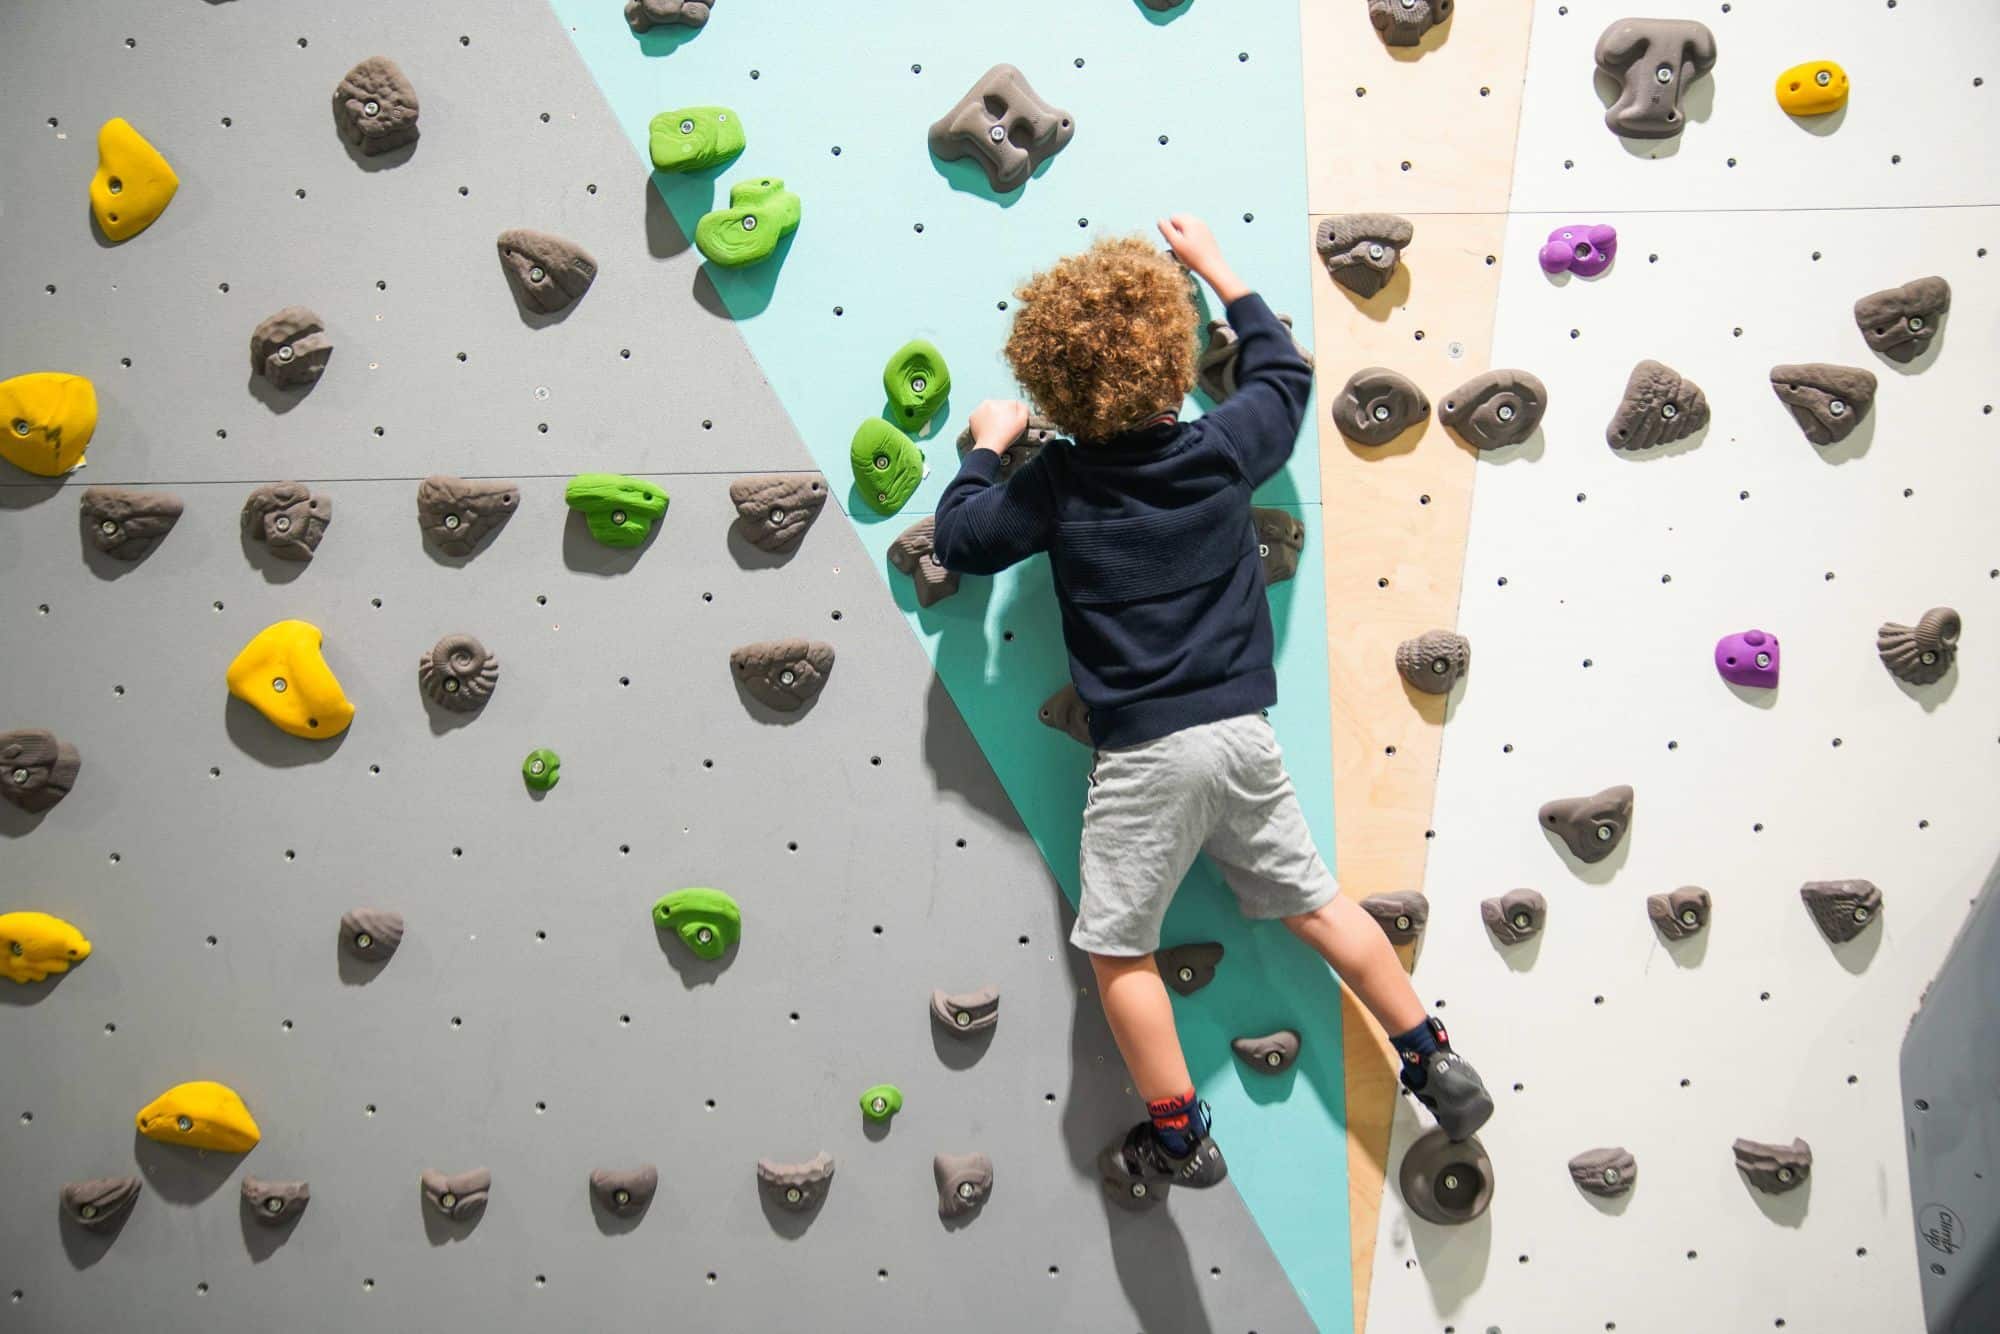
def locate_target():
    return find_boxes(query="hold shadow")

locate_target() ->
[0,475,68,509]
[240,1198,301,1261]
[0,801,52,842]
[1543,828,1631,886]
[930,1022,996,1071]
[1134,0,1190,22]
[331,95,416,171]
[643,173,697,259]
[80,520,158,580]
[1233,1063,1298,1107]
[589,1186,649,1237]
[1659,928,1709,969]
[1581,1184,1635,1217]
[421,1193,485,1246]
[1789,103,1848,137]
[1384,8,1455,59]
[1337,264,1412,321]
[1822,923,1884,975]
[1743,1177,1810,1227]
[861,1116,891,1144]
[654,925,737,987]
[1809,408,1876,465]
[421,690,481,736]
[1345,418,1429,461]
[58,1201,131,1269]
[691,230,796,321]
[499,252,581,329]
[726,521,800,571]
[1890,661,1957,711]
[238,527,310,584]
[561,507,656,574]
[335,929,389,987]
[1491,932,1543,972]
[634,24,703,58]
[224,694,347,766]
[926,149,1030,207]
[729,677,819,725]
[1476,426,1545,464]
[133,1131,238,1205]
[756,1189,824,1239]
[246,368,314,414]
[1725,680,1779,709]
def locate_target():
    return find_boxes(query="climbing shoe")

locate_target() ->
[1399,1018,1494,1142]
[1101,1117,1229,1190]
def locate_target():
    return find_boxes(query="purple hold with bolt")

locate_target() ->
[1539,224,1618,278]
[1716,629,1779,689]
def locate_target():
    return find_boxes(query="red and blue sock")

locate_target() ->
[1391,1016,1447,1092]
[1147,1089,1211,1158]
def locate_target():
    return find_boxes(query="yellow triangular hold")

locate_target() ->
[0,372,97,476]
[90,117,179,242]
[136,1081,261,1153]
[226,620,356,740]
[0,912,92,984]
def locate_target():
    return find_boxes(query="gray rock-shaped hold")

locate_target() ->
[625,0,711,31]
[931,986,999,1036]
[1362,891,1429,946]
[1647,886,1710,940]
[1568,1147,1636,1197]
[957,414,1062,477]
[1037,683,1092,747]
[1733,1137,1811,1194]
[1854,277,1950,364]
[60,1177,140,1231]
[928,64,1074,193]
[1595,18,1717,140]
[1606,360,1708,452]
[242,483,331,561]
[1800,879,1881,943]
[421,1168,490,1220]
[242,1176,310,1226]
[497,229,597,314]
[1316,214,1413,299]
[1253,507,1305,585]
[419,634,499,712]
[1196,314,1313,403]
[334,56,419,156]
[1157,941,1223,996]
[340,909,404,964]
[1877,607,1959,685]
[1539,784,1634,863]
[888,517,959,608]
[589,1165,659,1216]
[417,476,519,556]
[1232,1029,1301,1074]
[1769,363,1877,445]
[1399,1128,1492,1225]
[1333,367,1429,446]
[250,307,333,389]
[80,487,183,560]
[1369,0,1452,47]
[1099,1142,1165,1211]
[730,640,834,713]
[0,729,81,815]
[934,1152,994,1219]
[1396,630,1471,695]
[1439,369,1547,450]
[729,474,827,554]
[757,1152,834,1212]
[1481,889,1547,946]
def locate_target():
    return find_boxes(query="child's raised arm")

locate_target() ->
[933,399,1057,575]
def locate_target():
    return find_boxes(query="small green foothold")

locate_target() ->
[522,748,560,791]
[859,1084,903,1123]
[883,340,951,431]
[652,888,741,961]
[565,473,668,548]
[850,419,924,515]
[648,106,745,174]
[694,177,802,268]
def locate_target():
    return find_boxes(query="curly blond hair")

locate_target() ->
[1004,236,1198,442]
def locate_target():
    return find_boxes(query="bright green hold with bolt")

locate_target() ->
[522,748,561,791]
[694,177,802,268]
[648,106,745,174]
[850,419,924,515]
[652,888,741,961]
[884,340,951,431]
[565,473,669,548]
[859,1084,903,1122]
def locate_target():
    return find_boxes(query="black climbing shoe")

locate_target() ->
[1101,1117,1229,1191]
[1401,1020,1494,1142]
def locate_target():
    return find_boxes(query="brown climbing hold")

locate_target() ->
[1853,277,1949,364]
[626,0,712,32]
[1606,360,1708,452]
[934,1153,994,1219]
[1480,889,1546,946]
[1568,1147,1636,1197]
[1333,367,1429,446]
[1769,364,1876,446]
[1315,214,1413,298]
[339,909,404,964]
[80,487,182,561]
[888,517,959,608]
[729,474,827,554]
[61,1177,140,1231]
[0,729,81,815]
[756,1152,834,1212]
[1037,684,1092,746]
[1362,891,1429,946]
[1646,886,1710,940]
[1595,18,1717,140]
[1196,314,1313,403]
[730,640,834,712]
[590,1165,659,1216]
[1156,942,1223,996]
[1253,507,1305,585]
[1877,607,1959,685]
[334,57,420,156]
[1395,630,1471,695]
[417,476,519,556]
[931,986,1000,1035]
[497,229,597,314]
[957,414,1061,477]
[928,64,1075,193]
[1232,1030,1301,1074]
[1800,879,1880,943]
[1539,785,1634,863]
[242,482,331,561]
[1733,1137,1810,1194]
[1439,369,1547,451]
[250,307,333,389]
[1399,1129,1492,1225]
[242,1177,310,1226]
[1369,0,1452,47]
[421,1168,490,1220]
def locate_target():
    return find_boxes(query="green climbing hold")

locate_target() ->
[883,340,951,431]
[850,419,924,515]
[859,1084,904,1123]
[648,106,745,174]
[564,473,668,548]
[522,748,560,791]
[652,888,741,961]
[694,177,801,268]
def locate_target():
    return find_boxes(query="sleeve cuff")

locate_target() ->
[1223,291,1279,332]
[958,448,1006,482]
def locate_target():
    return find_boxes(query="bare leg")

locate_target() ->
[1283,896,1426,1035]
[1089,953,1194,1102]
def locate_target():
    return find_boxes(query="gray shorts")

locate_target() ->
[1072,713,1340,957]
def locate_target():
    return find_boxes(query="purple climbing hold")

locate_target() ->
[1538,224,1617,278]
[1715,629,1779,689]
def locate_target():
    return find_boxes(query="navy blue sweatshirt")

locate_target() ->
[933,292,1313,749]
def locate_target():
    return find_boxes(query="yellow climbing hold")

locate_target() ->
[0,912,92,984]
[91,118,179,241]
[0,372,98,477]
[1776,61,1848,117]
[226,620,355,740]
[136,1081,261,1153]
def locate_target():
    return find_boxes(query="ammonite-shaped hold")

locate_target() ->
[250,307,333,389]
[0,729,81,815]
[930,986,999,1036]
[1037,683,1092,746]
[417,476,519,556]
[653,887,742,961]
[649,107,744,173]
[1715,629,1780,689]
[242,482,331,561]
[1876,607,1959,685]
[1769,364,1875,445]
[1539,785,1634,863]
[888,517,959,608]
[334,57,419,155]
[0,911,91,984]
[90,118,178,243]
[757,1152,834,1212]
[928,64,1074,193]
[340,909,404,964]
[1606,360,1708,451]
[1333,367,1429,446]
[1396,630,1471,695]
[1157,942,1223,996]
[80,487,182,560]
[1776,60,1848,116]
[419,634,500,712]
[935,1153,994,1219]
[589,1166,659,1216]
[1539,223,1618,278]
[1854,277,1949,364]
[728,474,826,554]
[1480,889,1546,946]
[421,1168,490,1220]
[61,1177,140,1231]
[242,1177,310,1226]
[957,414,1061,477]
[497,230,597,314]
[626,0,712,32]
[0,371,97,476]
[565,474,668,549]
[730,639,834,712]
[1733,1137,1810,1194]
[1800,879,1881,943]
[1438,369,1547,450]
[1253,508,1305,585]
[136,1081,260,1153]
[884,339,951,431]
[1646,886,1710,940]
[1568,1147,1636,1197]
[1232,1030,1301,1074]
[1594,18,1717,140]
[1362,891,1429,946]
[1315,213,1413,298]
[850,418,924,515]
[1368,0,1452,47]
[1399,1129,1492,1225]
[1195,314,1313,403]
[694,177,802,268]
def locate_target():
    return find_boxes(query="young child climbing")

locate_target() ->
[933,217,1493,1193]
